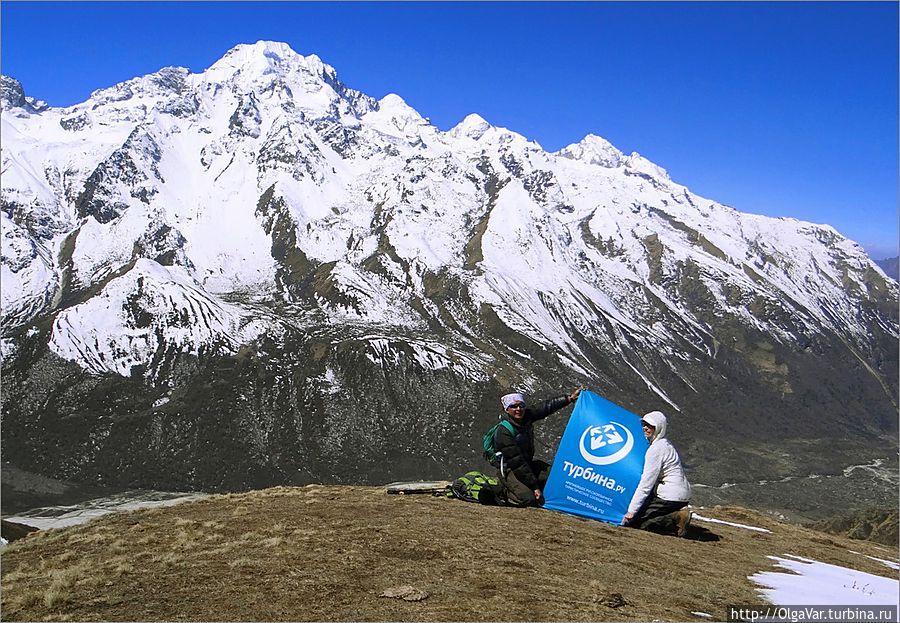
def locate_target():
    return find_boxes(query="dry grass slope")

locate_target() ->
[2,485,897,622]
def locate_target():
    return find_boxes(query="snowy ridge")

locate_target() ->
[1,40,896,397]
[49,259,258,379]
[1,212,60,330]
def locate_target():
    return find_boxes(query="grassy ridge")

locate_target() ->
[2,485,897,621]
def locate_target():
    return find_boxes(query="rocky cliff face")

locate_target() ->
[2,41,897,517]
[808,508,899,546]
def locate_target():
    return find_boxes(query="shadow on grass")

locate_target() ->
[644,524,722,542]
[686,526,721,542]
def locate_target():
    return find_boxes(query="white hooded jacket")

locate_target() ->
[627,410,692,515]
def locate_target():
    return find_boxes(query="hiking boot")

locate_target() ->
[675,508,692,537]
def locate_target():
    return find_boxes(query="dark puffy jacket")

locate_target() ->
[493,395,571,489]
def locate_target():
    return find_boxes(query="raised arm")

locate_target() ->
[531,386,585,421]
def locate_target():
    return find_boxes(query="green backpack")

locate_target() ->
[482,419,515,465]
[445,471,505,505]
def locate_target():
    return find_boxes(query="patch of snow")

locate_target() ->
[692,513,772,533]
[617,354,681,411]
[857,553,900,572]
[5,491,207,530]
[750,554,900,606]
[842,459,899,486]
[0,338,17,363]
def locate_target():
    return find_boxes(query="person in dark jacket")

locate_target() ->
[492,388,583,507]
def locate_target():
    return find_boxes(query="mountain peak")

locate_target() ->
[361,92,430,138]
[1,75,49,115]
[0,75,27,109]
[204,40,330,85]
[375,93,427,123]
[557,133,624,167]
[378,93,412,111]
[449,113,492,140]
[223,40,305,65]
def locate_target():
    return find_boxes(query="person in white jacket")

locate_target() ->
[622,410,692,537]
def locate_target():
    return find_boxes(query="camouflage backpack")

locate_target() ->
[445,471,505,505]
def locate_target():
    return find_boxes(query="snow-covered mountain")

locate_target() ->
[2,42,897,516]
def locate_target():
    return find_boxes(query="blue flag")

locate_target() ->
[543,390,648,524]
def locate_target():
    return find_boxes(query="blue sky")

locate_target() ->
[3,1,898,258]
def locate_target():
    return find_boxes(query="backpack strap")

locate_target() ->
[494,420,516,476]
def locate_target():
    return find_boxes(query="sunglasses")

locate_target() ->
[507,403,525,410]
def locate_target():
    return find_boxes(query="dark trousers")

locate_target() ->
[499,460,551,507]
[627,495,688,531]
